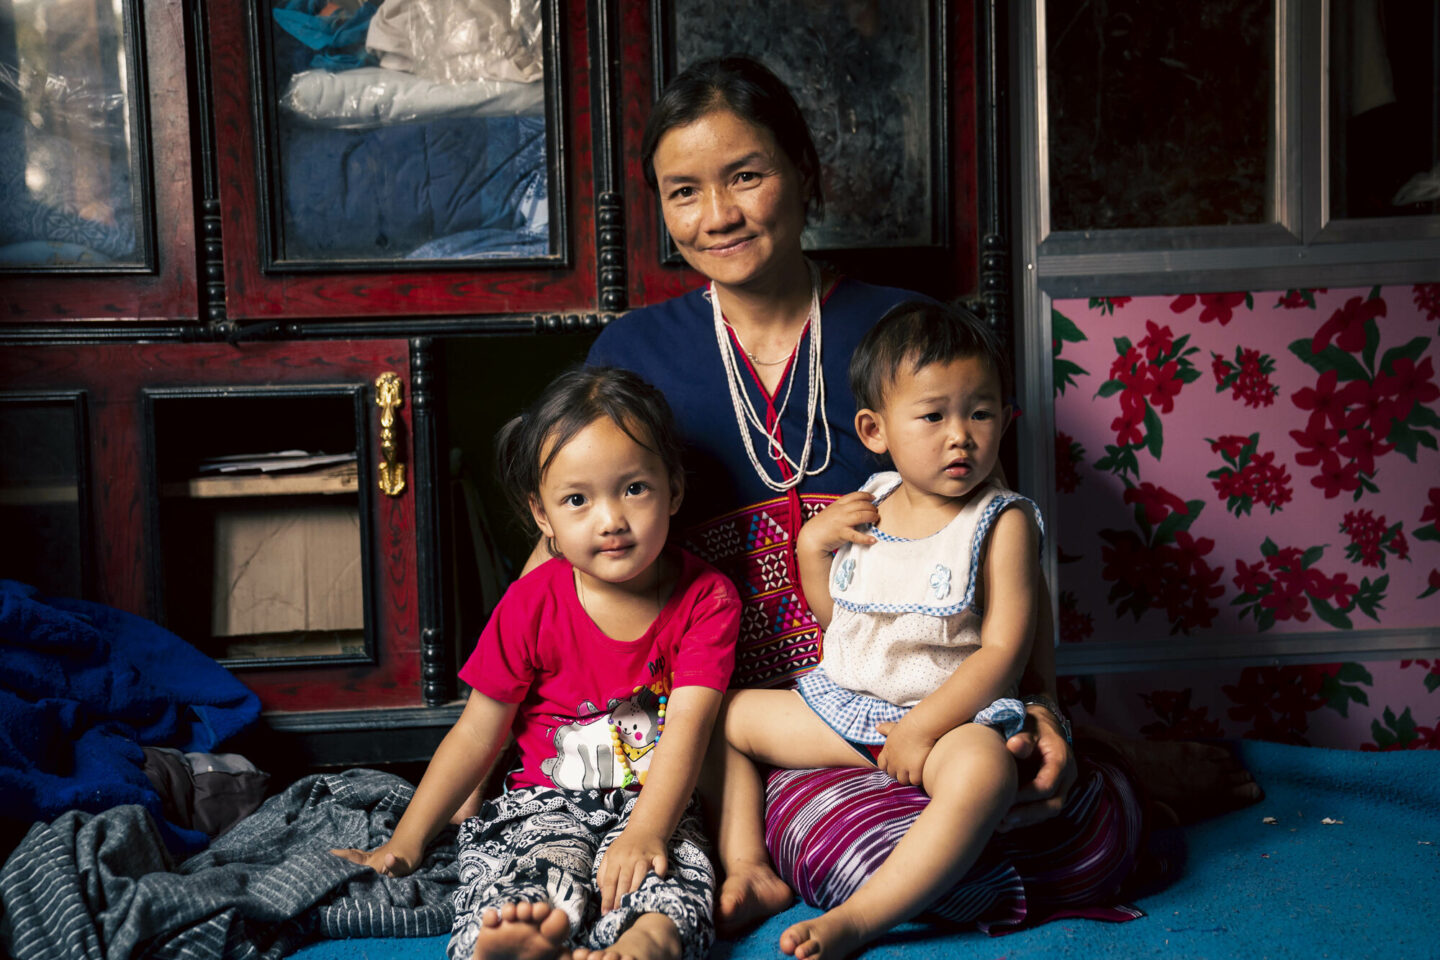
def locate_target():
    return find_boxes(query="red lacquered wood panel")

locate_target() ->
[1,0,199,324]
[207,2,598,320]
[0,340,424,713]
[619,0,979,308]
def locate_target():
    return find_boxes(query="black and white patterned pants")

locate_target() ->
[447,786,715,960]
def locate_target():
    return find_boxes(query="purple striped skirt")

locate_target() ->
[763,751,1146,933]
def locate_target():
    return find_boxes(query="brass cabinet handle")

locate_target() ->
[375,372,406,497]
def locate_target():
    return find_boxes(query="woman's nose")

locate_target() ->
[701,187,743,231]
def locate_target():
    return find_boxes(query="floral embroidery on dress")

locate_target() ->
[833,557,856,592]
[930,563,952,600]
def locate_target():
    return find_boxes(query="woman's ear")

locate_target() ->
[854,408,888,455]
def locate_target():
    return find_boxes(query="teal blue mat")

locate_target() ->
[292,741,1440,960]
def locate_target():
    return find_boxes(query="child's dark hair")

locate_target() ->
[495,366,684,537]
[641,55,824,222]
[849,300,1014,412]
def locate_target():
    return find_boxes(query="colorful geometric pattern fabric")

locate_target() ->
[682,492,838,689]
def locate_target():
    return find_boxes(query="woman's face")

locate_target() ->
[651,108,809,293]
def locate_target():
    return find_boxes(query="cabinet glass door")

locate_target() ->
[0,0,151,270]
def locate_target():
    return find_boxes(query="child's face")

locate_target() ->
[529,417,681,586]
[857,354,1011,507]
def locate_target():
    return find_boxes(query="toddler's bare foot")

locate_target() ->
[474,901,571,960]
[717,860,794,937]
[571,913,680,960]
[779,906,873,960]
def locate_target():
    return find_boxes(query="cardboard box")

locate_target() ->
[209,500,364,637]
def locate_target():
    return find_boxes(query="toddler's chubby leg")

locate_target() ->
[703,689,869,936]
[475,902,572,960]
[779,723,1018,960]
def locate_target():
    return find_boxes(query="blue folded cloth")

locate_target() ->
[0,580,261,852]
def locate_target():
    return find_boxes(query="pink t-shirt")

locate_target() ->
[459,548,739,792]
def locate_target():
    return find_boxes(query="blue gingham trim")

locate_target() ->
[833,493,1045,617]
[796,669,1027,744]
[797,668,907,744]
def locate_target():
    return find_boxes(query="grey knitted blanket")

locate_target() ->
[0,769,458,960]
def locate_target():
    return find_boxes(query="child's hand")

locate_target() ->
[874,715,939,788]
[597,825,668,913]
[797,491,879,557]
[330,842,419,878]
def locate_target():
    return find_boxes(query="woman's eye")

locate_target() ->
[669,186,695,200]
[563,493,587,507]
[626,481,651,496]
[736,171,759,184]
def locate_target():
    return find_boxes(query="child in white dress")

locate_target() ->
[709,300,1044,960]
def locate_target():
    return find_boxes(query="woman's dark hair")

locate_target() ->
[641,55,824,221]
[849,300,1014,412]
[495,366,685,540]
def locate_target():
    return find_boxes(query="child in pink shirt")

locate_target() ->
[334,367,739,960]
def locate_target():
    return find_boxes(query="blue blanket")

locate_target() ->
[0,580,261,853]
[288,740,1440,960]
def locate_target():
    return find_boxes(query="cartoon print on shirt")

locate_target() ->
[539,681,667,790]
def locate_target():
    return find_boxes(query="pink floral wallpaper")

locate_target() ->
[1050,284,1440,750]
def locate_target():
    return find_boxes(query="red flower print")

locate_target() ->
[1310,458,1361,499]
[1277,288,1327,309]
[1124,482,1189,524]
[1147,361,1183,413]
[1169,294,1197,314]
[1335,426,1394,478]
[1210,435,1248,459]
[1425,568,1440,597]
[1055,431,1084,494]
[1414,283,1440,323]
[1140,689,1225,740]
[1311,295,1387,355]
[1197,293,1249,325]
[1234,558,1270,596]
[1058,590,1094,642]
[1422,488,1440,527]
[1289,421,1342,470]
[1260,573,1311,622]
[1211,352,1232,383]
[1374,355,1439,424]
[1291,370,1352,433]
[1110,346,1144,384]
[1223,666,1331,744]
[1139,320,1175,362]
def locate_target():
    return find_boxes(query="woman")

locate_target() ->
[583,55,1150,937]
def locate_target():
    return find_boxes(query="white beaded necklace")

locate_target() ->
[709,260,832,492]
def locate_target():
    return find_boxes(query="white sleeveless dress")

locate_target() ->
[796,473,1042,745]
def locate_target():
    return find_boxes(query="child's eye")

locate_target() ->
[563,493,587,507]
[972,409,993,421]
[921,412,943,423]
[626,481,651,496]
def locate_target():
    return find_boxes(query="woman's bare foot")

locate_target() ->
[1080,728,1264,826]
[474,901,571,960]
[779,906,872,960]
[716,860,794,937]
[571,912,680,960]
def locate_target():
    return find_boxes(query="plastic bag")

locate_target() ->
[365,0,543,84]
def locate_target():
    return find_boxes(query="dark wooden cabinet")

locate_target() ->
[0,0,1008,767]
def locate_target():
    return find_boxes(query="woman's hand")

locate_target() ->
[796,491,878,557]
[330,840,421,878]
[598,823,668,913]
[873,716,938,788]
[996,704,1076,832]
